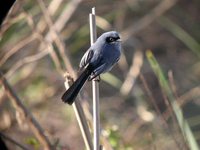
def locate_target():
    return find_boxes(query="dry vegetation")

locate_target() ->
[0,0,200,149]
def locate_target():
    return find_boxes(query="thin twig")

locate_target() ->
[154,71,189,150]
[168,71,190,150]
[0,71,52,150]
[0,132,29,150]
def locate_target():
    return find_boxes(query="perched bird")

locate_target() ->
[62,31,122,105]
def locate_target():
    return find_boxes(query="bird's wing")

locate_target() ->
[79,49,94,70]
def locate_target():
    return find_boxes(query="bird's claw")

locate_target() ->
[93,76,101,82]
[88,75,101,82]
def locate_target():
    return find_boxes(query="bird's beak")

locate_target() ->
[116,38,122,42]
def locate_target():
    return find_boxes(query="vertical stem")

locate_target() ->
[92,81,100,150]
[89,7,100,150]
[64,82,93,150]
[89,8,97,44]
[72,101,93,150]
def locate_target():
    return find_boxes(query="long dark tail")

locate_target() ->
[61,65,93,105]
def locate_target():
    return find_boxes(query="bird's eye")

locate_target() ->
[106,37,115,43]
[109,37,114,42]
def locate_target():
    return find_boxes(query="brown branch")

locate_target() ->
[0,70,52,150]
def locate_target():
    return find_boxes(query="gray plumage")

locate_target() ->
[62,31,122,105]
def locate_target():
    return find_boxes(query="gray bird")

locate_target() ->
[62,31,122,105]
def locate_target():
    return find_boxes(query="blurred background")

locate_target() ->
[0,0,200,149]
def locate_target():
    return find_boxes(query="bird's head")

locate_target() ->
[97,31,121,46]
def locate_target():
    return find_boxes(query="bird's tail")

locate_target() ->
[61,65,93,105]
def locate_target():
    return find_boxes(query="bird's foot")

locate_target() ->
[93,76,101,82]
[88,75,101,82]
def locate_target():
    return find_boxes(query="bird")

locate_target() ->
[62,31,122,105]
